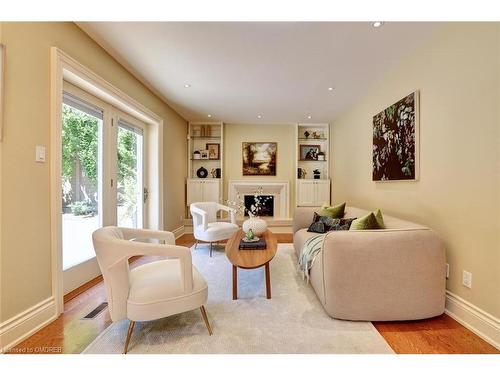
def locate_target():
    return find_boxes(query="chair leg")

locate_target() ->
[194,240,198,250]
[200,305,213,336]
[123,320,136,354]
[210,242,213,257]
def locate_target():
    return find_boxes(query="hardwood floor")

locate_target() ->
[8,233,498,354]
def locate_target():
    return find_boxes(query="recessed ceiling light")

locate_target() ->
[307,115,312,119]
[371,21,384,28]
[328,87,334,91]
[257,115,262,119]
[184,84,191,88]
[207,114,212,118]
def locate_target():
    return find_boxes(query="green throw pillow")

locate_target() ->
[320,202,346,218]
[375,209,385,229]
[350,210,385,230]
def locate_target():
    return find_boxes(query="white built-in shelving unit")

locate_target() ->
[295,123,331,207]
[186,122,224,212]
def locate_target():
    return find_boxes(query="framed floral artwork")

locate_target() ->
[372,91,419,181]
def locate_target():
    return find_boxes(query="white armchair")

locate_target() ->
[190,202,239,257]
[92,226,212,353]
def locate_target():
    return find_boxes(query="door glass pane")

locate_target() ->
[61,102,102,270]
[117,122,143,228]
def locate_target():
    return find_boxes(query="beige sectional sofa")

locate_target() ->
[293,206,446,321]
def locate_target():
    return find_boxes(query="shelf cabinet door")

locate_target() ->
[187,180,203,205]
[297,180,316,206]
[297,179,331,207]
[314,180,331,206]
[202,180,220,202]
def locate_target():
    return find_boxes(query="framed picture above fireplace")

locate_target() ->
[242,142,277,176]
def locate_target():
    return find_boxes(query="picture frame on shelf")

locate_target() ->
[206,143,220,159]
[200,150,209,159]
[300,145,321,160]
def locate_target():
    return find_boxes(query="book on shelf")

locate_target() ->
[239,238,267,250]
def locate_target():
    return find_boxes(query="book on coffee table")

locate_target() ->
[239,238,267,250]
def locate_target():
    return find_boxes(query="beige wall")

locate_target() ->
[331,23,500,318]
[0,22,187,322]
[223,123,296,216]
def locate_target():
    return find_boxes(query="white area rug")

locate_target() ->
[83,244,393,354]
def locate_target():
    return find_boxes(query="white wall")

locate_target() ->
[331,23,500,318]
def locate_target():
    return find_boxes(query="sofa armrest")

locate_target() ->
[319,229,446,321]
[293,206,320,233]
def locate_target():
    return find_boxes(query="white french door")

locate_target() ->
[115,114,147,229]
[61,82,148,294]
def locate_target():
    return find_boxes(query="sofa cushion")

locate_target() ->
[329,217,357,231]
[375,209,385,229]
[350,212,384,230]
[319,202,346,218]
[307,212,339,233]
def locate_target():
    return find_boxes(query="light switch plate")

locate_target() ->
[35,145,46,163]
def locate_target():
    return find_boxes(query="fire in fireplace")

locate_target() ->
[244,195,274,217]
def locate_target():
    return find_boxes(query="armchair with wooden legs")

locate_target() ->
[92,227,213,353]
[190,202,239,257]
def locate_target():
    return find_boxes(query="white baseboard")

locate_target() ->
[0,296,58,353]
[171,225,185,239]
[445,290,500,350]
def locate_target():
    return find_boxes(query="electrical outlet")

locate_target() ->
[446,263,449,279]
[462,270,472,288]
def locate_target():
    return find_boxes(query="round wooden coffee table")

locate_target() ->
[225,229,277,300]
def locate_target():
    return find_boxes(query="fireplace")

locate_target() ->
[244,195,274,217]
[228,180,289,219]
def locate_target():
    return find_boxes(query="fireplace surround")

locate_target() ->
[228,180,290,219]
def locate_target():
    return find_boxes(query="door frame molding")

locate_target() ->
[50,47,164,315]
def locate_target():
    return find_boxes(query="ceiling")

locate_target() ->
[78,22,441,124]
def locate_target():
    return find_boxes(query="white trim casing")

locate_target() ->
[50,47,164,317]
[0,297,57,353]
[445,290,500,350]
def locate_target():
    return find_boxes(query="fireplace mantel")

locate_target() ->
[228,180,290,219]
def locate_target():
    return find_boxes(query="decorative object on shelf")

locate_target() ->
[300,145,320,160]
[210,168,217,178]
[206,143,220,159]
[205,124,211,137]
[313,169,321,179]
[192,125,202,137]
[196,166,208,178]
[312,131,321,139]
[193,150,201,160]
[373,91,419,181]
[200,125,206,137]
[200,150,209,159]
[297,168,307,179]
[303,130,310,139]
[317,151,325,161]
[242,142,277,176]
[215,168,221,178]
